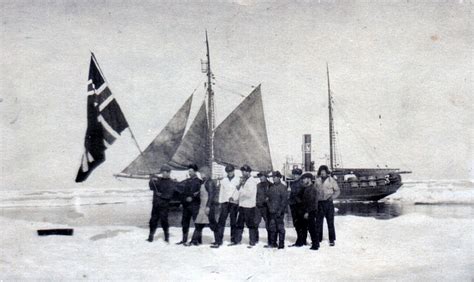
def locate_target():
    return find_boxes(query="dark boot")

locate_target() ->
[147,228,156,242]
[164,229,170,243]
[176,232,188,245]
[278,237,285,249]
[310,244,319,250]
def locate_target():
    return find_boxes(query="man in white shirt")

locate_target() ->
[231,164,259,247]
[213,164,240,248]
[315,165,340,246]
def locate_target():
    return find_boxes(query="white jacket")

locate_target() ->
[315,176,340,200]
[219,176,240,204]
[238,177,259,208]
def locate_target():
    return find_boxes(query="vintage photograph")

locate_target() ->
[1,0,472,280]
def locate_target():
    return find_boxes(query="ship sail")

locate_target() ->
[168,101,209,169]
[214,85,273,171]
[120,94,193,175]
[118,33,273,178]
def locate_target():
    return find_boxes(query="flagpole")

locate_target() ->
[90,51,159,192]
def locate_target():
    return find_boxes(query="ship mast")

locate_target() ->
[327,63,336,171]
[205,31,215,175]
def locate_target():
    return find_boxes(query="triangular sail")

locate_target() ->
[120,95,193,175]
[168,101,209,169]
[214,85,273,171]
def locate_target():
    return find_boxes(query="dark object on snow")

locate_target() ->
[37,229,74,236]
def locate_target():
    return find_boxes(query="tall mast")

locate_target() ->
[327,63,335,171]
[205,31,215,175]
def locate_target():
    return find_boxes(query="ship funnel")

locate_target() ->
[302,134,313,171]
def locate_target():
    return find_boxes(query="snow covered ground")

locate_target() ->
[386,179,474,204]
[1,179,473,280]
[1,213,472,281]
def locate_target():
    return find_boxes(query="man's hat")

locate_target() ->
[240,164,252,172]
[301,172,314,180]
[257,171,268,178]
[292,168,303,176]
[317,165,330,176]
[225,164,235,173]
[272,171,283,178]
[188,164,198,171]
[160,165,171,173]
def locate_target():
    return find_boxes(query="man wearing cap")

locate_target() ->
[315,165,340,246]
[147,165,177,243]
[266,171,288,249]
[188,166,219,246]
[301,172,320,250]
[213,164,240,248]
[289,168,308,247]
[232,164,259,247]
[255,171,271,245]
[175,164,202,245]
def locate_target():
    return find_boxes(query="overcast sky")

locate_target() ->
[1,0,472,190]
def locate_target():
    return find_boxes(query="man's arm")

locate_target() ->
[332,179,340,199]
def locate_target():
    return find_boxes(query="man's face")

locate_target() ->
[302,177,312,185]
[188,169,196,177]
[273,176,281,184]
[227,171,235,178]
[162,171,170,178]
[242,171,250,178]
[259,176,267,182]
[320,170,328,177]
[200,170,209,179]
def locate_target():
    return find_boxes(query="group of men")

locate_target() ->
[146,163,340,251]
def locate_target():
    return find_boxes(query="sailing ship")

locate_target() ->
[321,64,411,201]
[115,32,273,179]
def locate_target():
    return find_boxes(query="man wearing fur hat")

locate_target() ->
[147,165,177,243]
[175,164,202,245]
[315,165,340,246]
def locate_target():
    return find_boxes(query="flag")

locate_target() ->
[75,54,129,182]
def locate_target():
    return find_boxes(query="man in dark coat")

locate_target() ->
[175,164,202,245]
[266,171,288,249]
[189,166,219,246]
[301,172,320,250]
[289,168,308,247]
[255,171,271,245]
[147,165,177,243]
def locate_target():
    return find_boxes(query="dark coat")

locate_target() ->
[202,178,218,207]
[302,183,319,213]
[289,178,305,206]
[256,181,271,207]
[176,176,202,204]
[149,177,177,201]
[266,182,288,215]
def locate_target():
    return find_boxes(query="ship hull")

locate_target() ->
[336,182,402,202]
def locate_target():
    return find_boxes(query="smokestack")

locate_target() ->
[302,134,312,171]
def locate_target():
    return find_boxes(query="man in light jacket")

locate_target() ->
[232,164,259,247]
[213,164,240,248]
[315,165,340,246]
